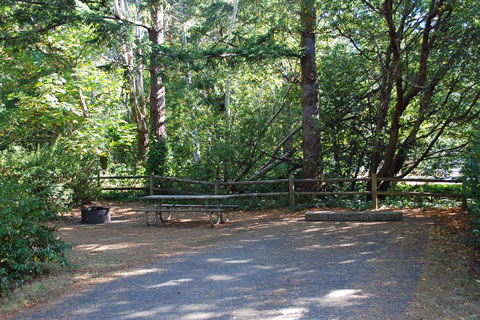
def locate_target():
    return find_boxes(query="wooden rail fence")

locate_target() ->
[97,173,467,209]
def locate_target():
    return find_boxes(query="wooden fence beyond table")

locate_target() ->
[96,173,467,209]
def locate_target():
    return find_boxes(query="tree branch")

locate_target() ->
[102,15,151,30]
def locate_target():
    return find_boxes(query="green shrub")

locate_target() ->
[391,183,462,194]
[0,142,100,210]
[0,142,100,296]
[463,134,480,246]
[146,137,167,176]
[0,181,71,296]
[100,190,148,202]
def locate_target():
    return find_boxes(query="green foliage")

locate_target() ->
[100,190,148,202]
[0,0,78,43]
[154,32,300,65]
[382,197,460,210]
[464,140,480,201]
[0,141,102,295]
[145,137,168,176]
[463,132,480,246]
[314,196,373,211]
[0,142,101,213]
[1,0,479,215]
[378,183,462,209]
[317,43,371,178]
[317,0,480,181]
[240,197,289,211]
[0,179,71,296]
[391,183,462,195]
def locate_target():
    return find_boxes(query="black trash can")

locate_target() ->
[81,207,110,224]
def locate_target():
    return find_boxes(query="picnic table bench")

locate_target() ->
[141,195,238,227]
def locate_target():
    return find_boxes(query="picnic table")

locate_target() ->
[141,195,237,227]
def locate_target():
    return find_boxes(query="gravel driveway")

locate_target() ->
[10,213,429,320]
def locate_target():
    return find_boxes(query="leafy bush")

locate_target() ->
[146,137,167,176]
[100,190,148,202]
[0,142,100,296]
[0,181,71,296]
[387,183,463,209]
[0,142,100,209]
[463,134,480,246]
[391,183,462,195]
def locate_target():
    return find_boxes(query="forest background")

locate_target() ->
[1,0,480,297]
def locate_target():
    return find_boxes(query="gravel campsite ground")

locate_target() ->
[1,202,479,319]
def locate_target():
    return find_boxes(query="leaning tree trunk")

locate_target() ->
[375,0,442,191]
[128,73,149,159]
[367,0,450,195]
[300,0,321,186]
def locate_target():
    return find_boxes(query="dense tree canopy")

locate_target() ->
[1,0,479,182]
[320,0,480,191]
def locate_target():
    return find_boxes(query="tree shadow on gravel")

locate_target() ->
[14,211,431,320]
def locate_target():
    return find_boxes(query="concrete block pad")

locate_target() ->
[305,211,403,221]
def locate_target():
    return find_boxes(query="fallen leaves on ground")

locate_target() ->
[407,208,480,320]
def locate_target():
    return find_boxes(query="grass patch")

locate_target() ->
[0,270,69,315]
[0,259,80,317]
[0,243,133,317]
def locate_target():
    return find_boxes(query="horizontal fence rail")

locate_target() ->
[98,175,150,180]
[227,192,289,198]
[295,178,371,183]
[296,191,372,196]
[102,187,149,191]
[153,175,214,186]
[96,173,467,209]
[376,191,462,198]
[218,179,289,186]
[378,178,461,183]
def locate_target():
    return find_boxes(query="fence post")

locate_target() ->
[289,174,295,208]
[150,172,155,195]
[97,172,101,189]
[371,174,378,210]
[214,180,219,195]
[462,181,467,210]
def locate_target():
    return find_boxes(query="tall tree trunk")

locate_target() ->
[300,0,321,182]
[144,0,167,174]
[148,0,167,147]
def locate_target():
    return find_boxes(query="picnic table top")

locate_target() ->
[142,194,236,201]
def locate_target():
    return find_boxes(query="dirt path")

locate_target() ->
[8,203,431,319]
